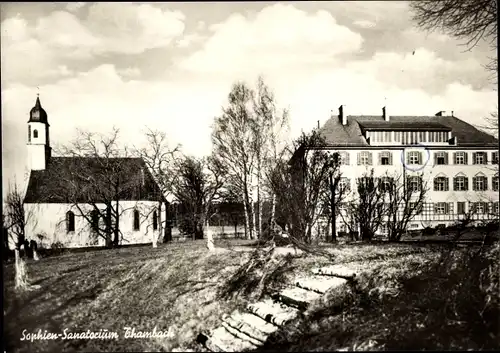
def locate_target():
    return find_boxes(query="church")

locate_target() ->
[23,96,167,249]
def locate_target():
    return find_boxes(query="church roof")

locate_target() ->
[24,157,166,204]
[29,96,48,124]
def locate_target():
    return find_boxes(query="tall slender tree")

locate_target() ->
[212,83,257,239]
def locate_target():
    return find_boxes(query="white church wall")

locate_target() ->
[23,200,162,249]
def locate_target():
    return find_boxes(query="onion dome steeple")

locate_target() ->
[29,94,48,124]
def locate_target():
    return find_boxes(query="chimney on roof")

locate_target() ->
[317,120,320,129]
[435,111,453,116]
[383,106,389,122]
[339,105,347,126]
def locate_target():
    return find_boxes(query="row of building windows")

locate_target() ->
[338,175,499,193]
[339,201,499,216]
[366,130,451,144]
[338,150,498,166]
[66,209,158,233]
[434,175,499,192]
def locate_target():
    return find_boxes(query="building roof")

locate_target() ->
[318,114,498,148]
[357,120,451,131]
[29,96,48,124]
[24,157,166,204]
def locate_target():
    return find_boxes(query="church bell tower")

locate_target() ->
[27,95,51,170]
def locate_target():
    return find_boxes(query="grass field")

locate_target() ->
[3,239,498,352]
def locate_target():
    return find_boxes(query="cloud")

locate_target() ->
[117,67,141,78]
[176,4,363,78]
[176,33,205,48]
[345,48,485,93]
[353,19,376,28]
[85,3,185,55]
[65,2,86,12]
[1,4,186,83]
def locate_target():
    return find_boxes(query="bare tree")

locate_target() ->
[53,127,159,248]
[171,155,225,241]
[322,170,350,243]
[342,170,387,241]
[252,76,290,232]
[385,172,428,241]
[410,0,497,82]
[134,128,181,244]
[4,183,39,290]
[212,82,257,239]
[270,130,341,248]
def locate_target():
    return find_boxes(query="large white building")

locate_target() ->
[22,96,167,248]
[300,105,499,237]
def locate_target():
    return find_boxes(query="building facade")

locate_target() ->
[22,96,167,249]
[303,105,499,237]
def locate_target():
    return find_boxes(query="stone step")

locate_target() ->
[232,311,279,336]
[221,321,263,347]
[294,275,348,294]
[247,299,300,327]
[222,312,274,344]
[272,286,322,311]
[312,265,357,280]
[205,326,257,352]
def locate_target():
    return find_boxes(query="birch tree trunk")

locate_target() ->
[270,193,276,226]
[15,248,28,290]
[206,220,215,251]
[243,190,250,240]
[250,186,257,240]
[257,170,263,238]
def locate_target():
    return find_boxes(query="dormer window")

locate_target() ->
[379,151,392,165]
[339,151,350,165]
[435,152,448,165]
[473,152,487,165]
[357,151,372,165]
[33,129,38,138]
[492,151,499,164]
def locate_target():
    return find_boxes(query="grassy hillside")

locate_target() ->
[4,240,498,352]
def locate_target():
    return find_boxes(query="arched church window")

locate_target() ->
[66,211,75,232]
[133,210,140,231]
[33,129,38,138]
[153,210,158,230]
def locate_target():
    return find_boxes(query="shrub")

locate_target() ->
[422,226,436,236]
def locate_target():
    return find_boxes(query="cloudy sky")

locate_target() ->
[1,1,496,192]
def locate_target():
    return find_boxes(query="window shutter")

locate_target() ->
[484,152,488,164]
[445,177,449,191]
[484,176,488,190]
[346,153,350,165]
[368,152,373,165]
[378,152,382,165]
[453,177,457,191]
[464,152,468,165]
[418,152,422,164]
[464,177,469,191]
[357,152,361,165]
[444,152,449,165]
[389,152,393,165]
[472,152,476,164]
[447,202,452,214]
[434,153,437,165]
[453,152,457,164]
[472,177,477,191]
